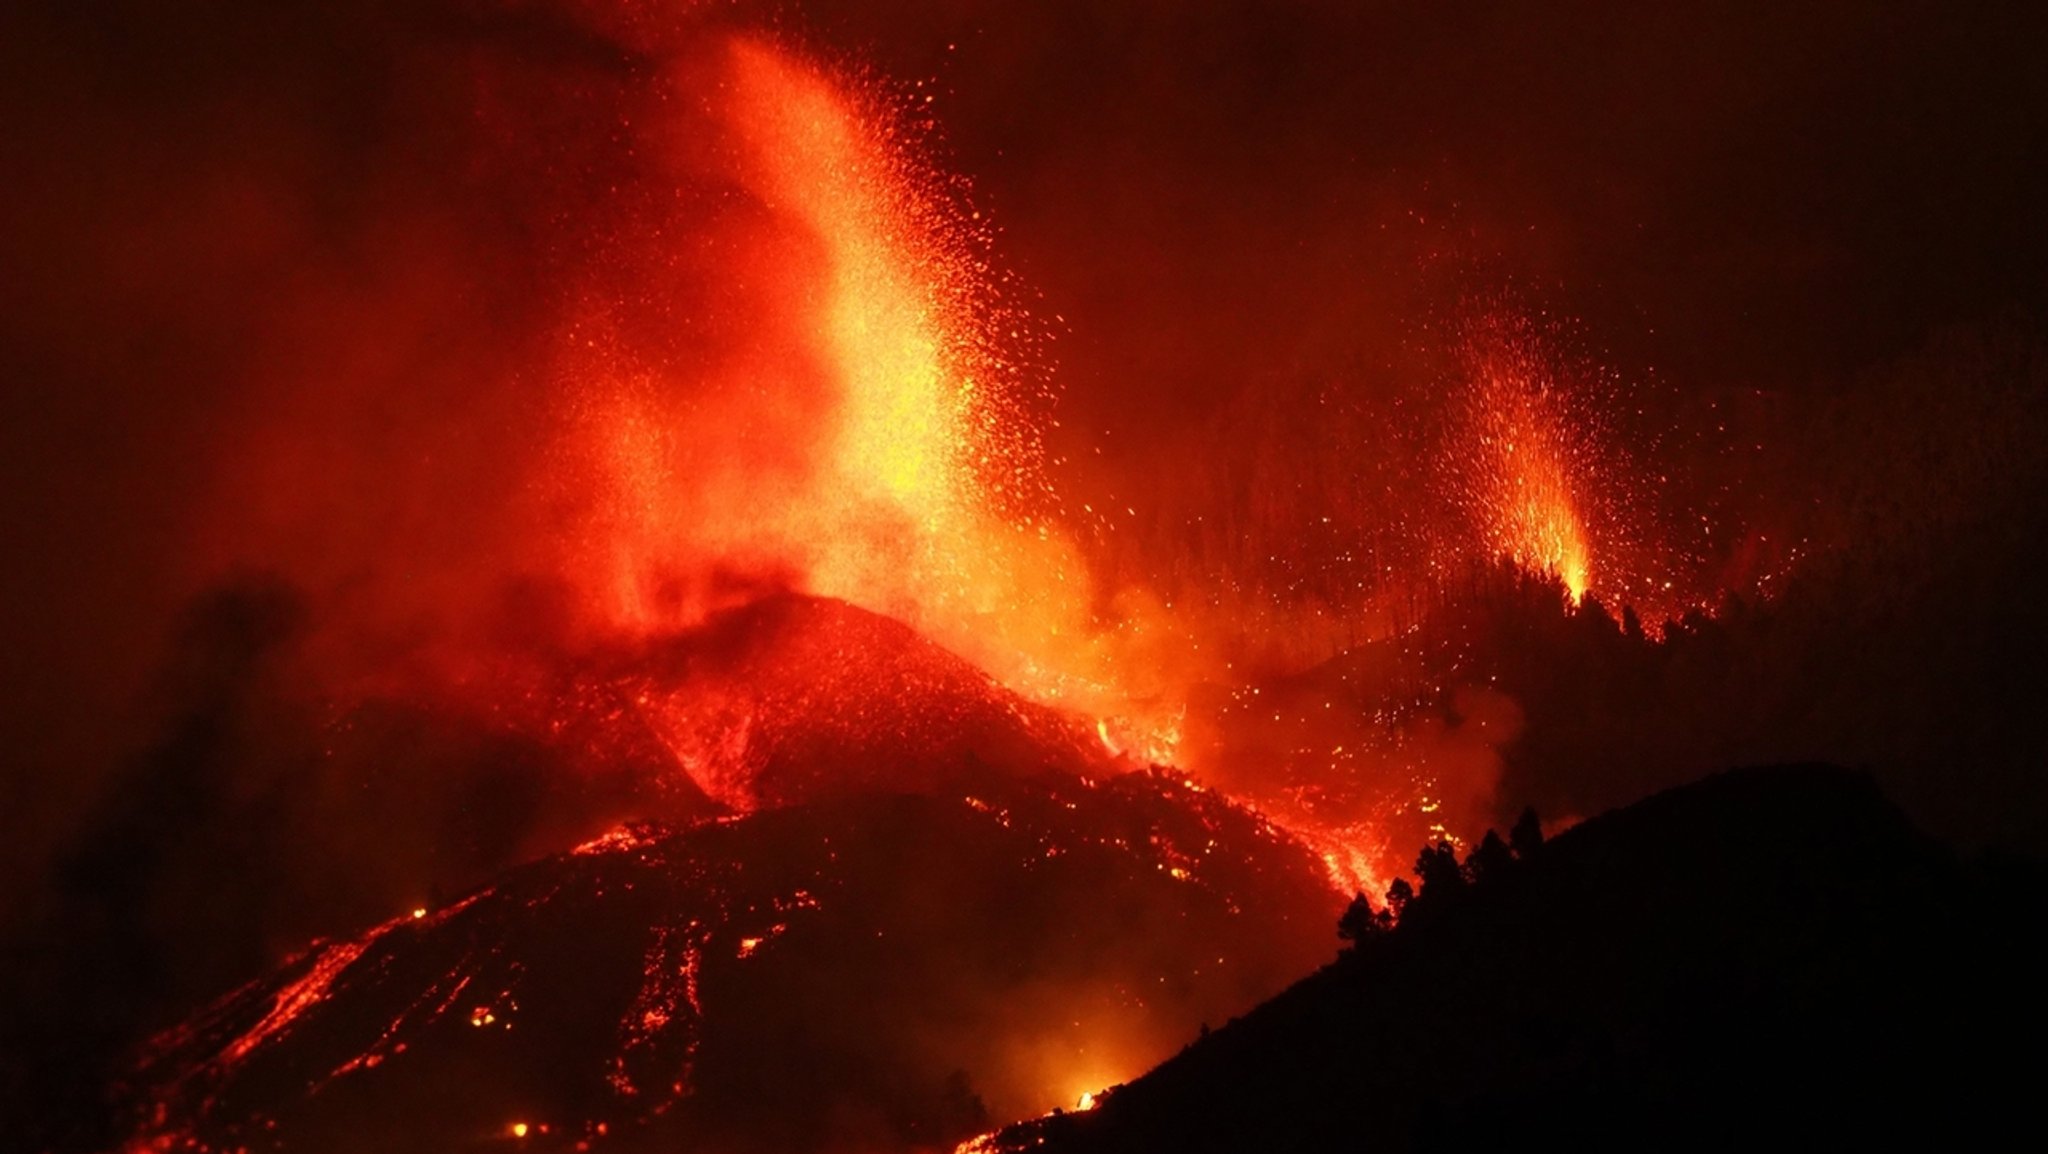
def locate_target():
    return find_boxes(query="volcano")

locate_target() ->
[588,592,1119,812]
[111,599,1342,1154]
[11,5,2048,1153]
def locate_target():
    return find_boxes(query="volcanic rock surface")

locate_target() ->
[601,593,1117,810]
[117,764,1339,1154]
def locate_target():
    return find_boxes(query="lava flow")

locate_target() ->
[116,705,1340,1154]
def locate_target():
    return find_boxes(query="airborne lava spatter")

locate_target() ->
[168,16,1704,895]
[215,21,1716,907]
[1451,315,1596,604]
[543,34,1187,757]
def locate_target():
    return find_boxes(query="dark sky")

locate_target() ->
[4,0,2047,892]
[785,1,2048,426]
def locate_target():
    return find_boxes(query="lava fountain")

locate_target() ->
[544,34,1185,765]
[1452,313,1595,603]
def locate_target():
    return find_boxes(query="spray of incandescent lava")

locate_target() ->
[523,35,1719,897]
[139,10,1731,912]
[1452,312,1596,604]
[535,35,1194,767]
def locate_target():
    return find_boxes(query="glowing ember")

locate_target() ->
[1454,314,1596,603]
[218,936,374,1067]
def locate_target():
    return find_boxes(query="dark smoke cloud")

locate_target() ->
[791,1,2048,420]
[0,0,764,897]
[1,1,574,888]
[0,6,739,1134]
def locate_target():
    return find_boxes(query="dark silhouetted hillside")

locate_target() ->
[987,764,2048,1152]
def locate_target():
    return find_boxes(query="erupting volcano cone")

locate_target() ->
[116,599,1342,1154]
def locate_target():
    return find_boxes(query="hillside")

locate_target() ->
[985,764,2048,1151]
[107,770,1338,1154]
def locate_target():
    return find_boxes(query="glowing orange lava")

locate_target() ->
[551,36,1193,774]
[535,38,1719,910]
[1456,318,1595,603]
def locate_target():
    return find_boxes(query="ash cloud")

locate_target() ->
[1,1,613,884]
[0,3,837,1133]
[0,0,820,905]
[797,0,2048,863]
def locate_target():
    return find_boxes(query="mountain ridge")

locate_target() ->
[984,763,2048,1152]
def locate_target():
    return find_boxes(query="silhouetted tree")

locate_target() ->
[1466,830,1515,885]
[1621,603,1647,643]
[1577,593,1619,634]
[1416,842,1466,903]
[923,1069,990,1145]
[1510,807,1545,859]
[1385,877,1414,921]
[1337,893,1391,947]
